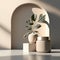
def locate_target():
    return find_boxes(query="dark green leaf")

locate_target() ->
[38,14,46,22]
[28,27,32,30]
[31,14,37,21]
[31,14,34,21]
[29,22,33,25]
[36,24,41,28]
[29,20,33,25]
[34,24,41,29]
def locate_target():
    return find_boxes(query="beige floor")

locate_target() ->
[0,49,60,60]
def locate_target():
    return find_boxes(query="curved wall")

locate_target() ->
[11,3,40,49]
[1,0,60,49]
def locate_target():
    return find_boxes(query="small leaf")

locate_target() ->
[28,27,32,30]
[31,14,37,21]
[29,20,33,25]
[38,14,46,22]
[25,26,29,27]
[31,14,34,21]
[34,24,41,29]
[23,32,30,38]
[26,20,30,24]
[36,24,41,28]
[29,23,33,25]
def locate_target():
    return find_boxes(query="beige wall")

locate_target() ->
[0,0,30,49]
[0,0,60,49]
[11,4,39,49]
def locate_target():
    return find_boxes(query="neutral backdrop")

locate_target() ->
[0,0,60,49]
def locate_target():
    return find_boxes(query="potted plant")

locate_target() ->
[24,13,48,44]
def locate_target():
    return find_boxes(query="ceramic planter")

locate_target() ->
[28,32,37,44]
[36,37,51,53]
